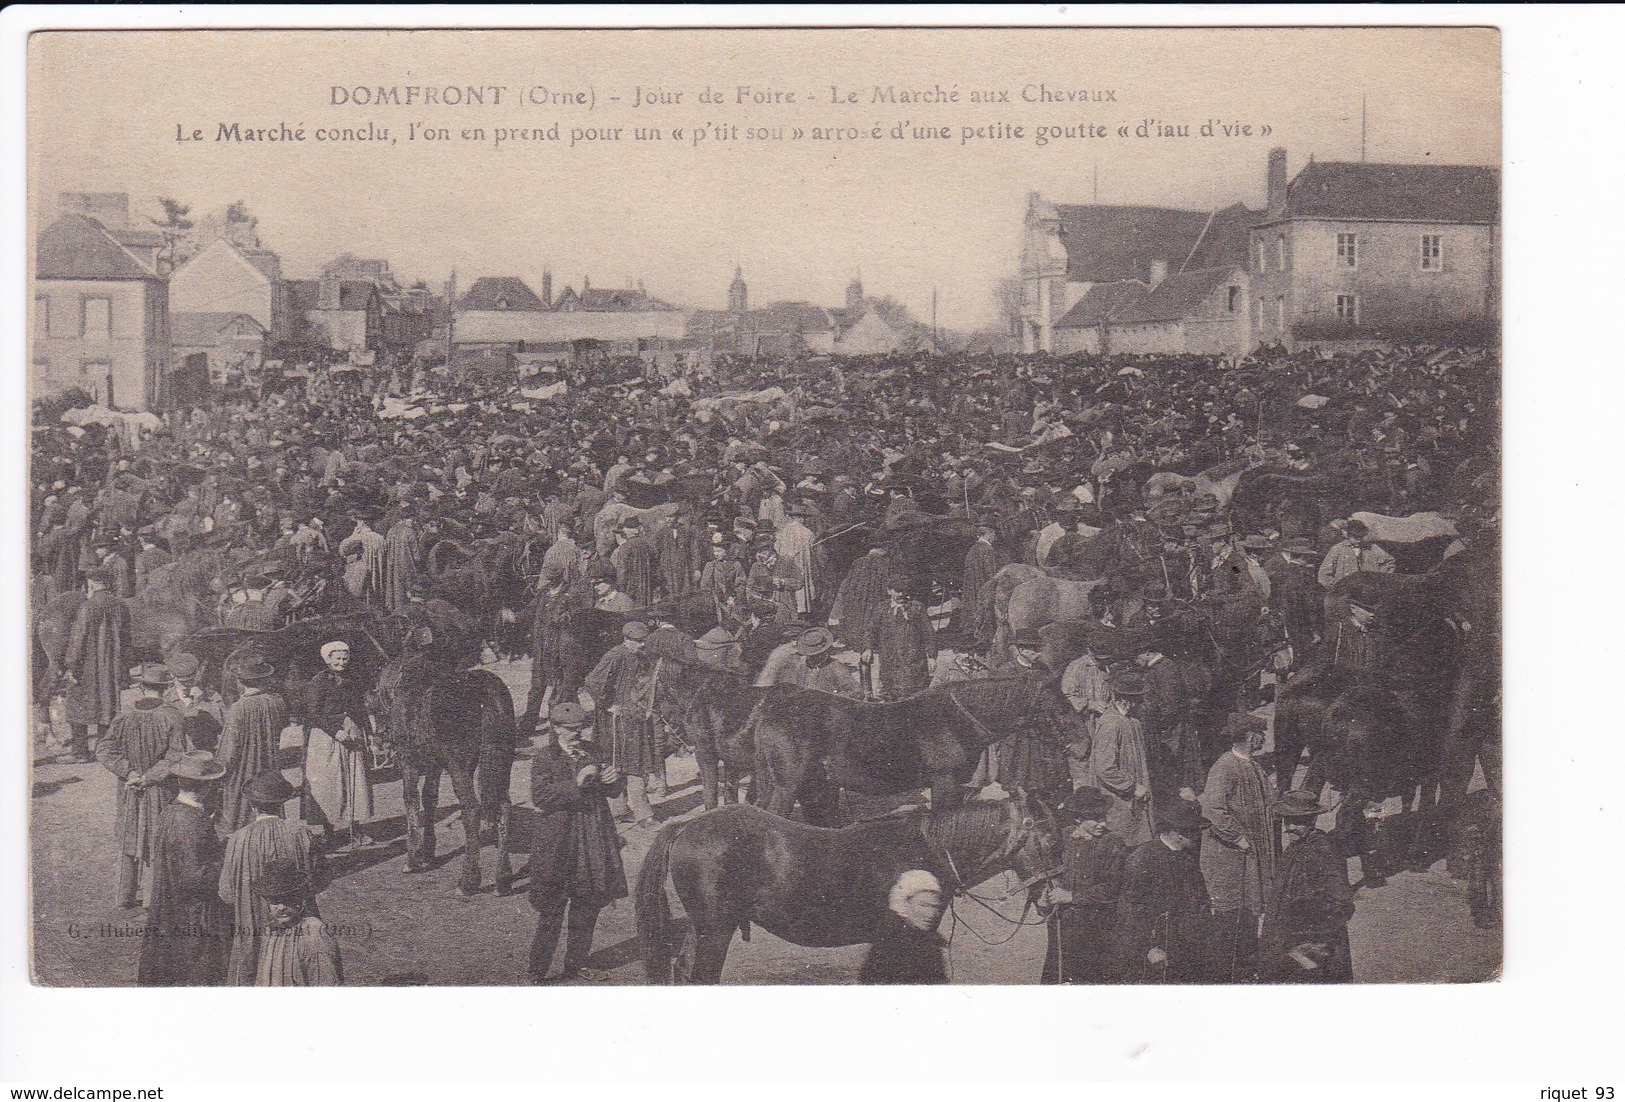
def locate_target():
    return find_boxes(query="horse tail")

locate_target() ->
[471,670,517,807]
[635,822,681,984]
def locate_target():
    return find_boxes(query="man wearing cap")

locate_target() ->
[1329,599,1380,673]
[523,567,594,733]
[861,578,935,699]
[219,771,318,985]
[133,528,171,592]
[1042,786,1127,985]
[299,641,376,852]
[1317,518,1395,589]
[584,621,661,827]
[216,659,291,834]
[1259,790,1354,983]
[1081,670,1155,846]
[59,566,129,762]
[138,750,230,986]
[1109,799,1211,983]
[754,627,860,695]
[98,663,189,908]
[1263,538,1324,653]
[526,701,627,983]
[166,652,223,752]
[252,858,342,986]
[860,869,948,984]
[960,526,1001,650]
[698,542,746,625]
[1198,712,1275,983]
[1137,649,1212,804]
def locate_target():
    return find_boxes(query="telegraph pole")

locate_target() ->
[444,269,456,371]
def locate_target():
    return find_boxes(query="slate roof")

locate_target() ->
[1112,268,1239,324]
[1052,204,1214,283]
[458,277,548,312]
[1053,280,1150,329]
[283,279,320,312]
[571,287,681,312]
[1276,161,1500,224]
[35,214,160,281]
[336,280,378,310]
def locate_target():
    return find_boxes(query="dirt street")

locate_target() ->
[30,658,1500,986]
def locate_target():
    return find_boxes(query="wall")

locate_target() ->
[169,241,272,327]
[1052,323,1102,355]
[455,309,688,345]
[31,278,166,409]
[307,308,373,352]
[833,310,902,355]
[1018,202,1072,353]
[1108,320,1184,355]
[1252,219,1497,344]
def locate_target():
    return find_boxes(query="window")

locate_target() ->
[1227,286,1239,313]
[82,296,111,337]
[1336,294,1359,323]
[1420,234,1443,270]
[1258,297,1267,329]
[35,294,50,336]
[1274,296,1285,328]
[1337,232,1358,268]
[1255,239,1266,272]
[1276,235,1287,270]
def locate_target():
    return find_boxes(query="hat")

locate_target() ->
[549,702,588,729]
[795,627,835,657]
[1272,789,1332,820]
[244,770,297,807]
[1223,711,1269,742]
[320,640,351,661]
[171,750,226,783]
[137,663,176,688]
[1057,785,1114,822]
[168,653,201,681]
[1159,799,1208,836]
[252,858,313,903]
[1011,627,1045,649]
[1108,670,1147,697]
[622,620,651,641]
[235,659,277,684]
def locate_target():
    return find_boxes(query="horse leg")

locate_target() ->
[419,764,442,864]
[930,771,964,811]
[447,761,483,897]
[686,926,734,985]
[798,780,841,828]
[697,752,721,811]
[492,799,515,896]
[402,760,427,874]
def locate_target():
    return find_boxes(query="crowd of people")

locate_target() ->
[31,339,1499,985]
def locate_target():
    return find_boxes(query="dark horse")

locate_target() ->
[372,649,518,897]
[751,674,1065,821]
[635,795,1059,984]
[645,658,765,811]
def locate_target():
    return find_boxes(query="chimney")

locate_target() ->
[1149,260,1168,287]
[1267,147,1288,217]
[541,269,553,309]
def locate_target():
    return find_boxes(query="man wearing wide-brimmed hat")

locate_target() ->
[1259,789,1354,983]
[860,576,935,699]
[1109,797,1211,984]
[584,621,662,828]
[59,565,129,762]
[97,663,187,908]
[251,857,342,986]
[1198,710,1274,983]
[754,626,859,696]
[1080,669,1154,846]
[216,658,291,834]
[218,771,318,985]
[138,750,229,986]
[1262,536,1324,653]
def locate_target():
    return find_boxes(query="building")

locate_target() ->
[301,277,383,354]
[452,275,687,357]
[688,271,909,355]
[169,312,268,382]
[169,237,284,334]
[32,193,170,410]
[1249,149,1500,347]
[1019,194,1259,353]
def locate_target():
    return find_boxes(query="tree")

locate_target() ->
[994,277,1026,339]
[149,197,194,275]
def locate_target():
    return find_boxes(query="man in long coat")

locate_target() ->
[1259,790,1355,983]
[1263,538,1324,656]
[584,622,660,826]
[1198,712,1275,983]
[382,514,422,611]
[526,703,628,983]
[251,858,342,986]
[218,771,317,985]
[338,517,386,604]
[1109,798,1211,983]
[137,751,229,986]
[828,546,892,642]
[523,571,594,733]
[773,506,818,615]
[60,568,128,762]
[1042,786,1127,984]
[97,663,188,907]
[959,527,1000,650]
[216,661,291,834]
[657,506,705,600]
[1138,650,1212,802]
[611,520,658,607]
[861,579,934,699]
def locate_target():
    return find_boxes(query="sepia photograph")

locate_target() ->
[23,23,1504,995]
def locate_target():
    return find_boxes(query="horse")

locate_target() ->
[745,673,1059,822]
[645,658,766,810]
[986,563,1043,654]
[1004,575,1104,636]
[635,794,1060,984]
[371,648,518,897]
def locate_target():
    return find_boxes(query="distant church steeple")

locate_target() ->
[846,272,864,313]
[728,265,749,313]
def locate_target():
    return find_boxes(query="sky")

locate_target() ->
[28,28,1500,329]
